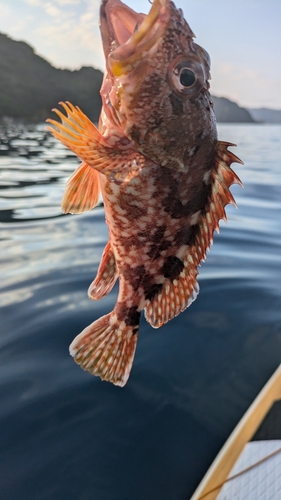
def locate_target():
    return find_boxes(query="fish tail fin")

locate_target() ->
[69,312,139,387]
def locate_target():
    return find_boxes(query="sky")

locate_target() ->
[0,0,281,109]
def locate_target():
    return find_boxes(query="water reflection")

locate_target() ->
[0,122,81,222]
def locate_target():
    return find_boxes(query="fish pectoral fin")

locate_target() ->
[47,100,108,155]
[69,312,139,386]
[144,263,199,328]
[47,101,146,183]
[88,241,118,300]
[62,161,100,214]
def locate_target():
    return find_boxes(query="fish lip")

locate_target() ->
[100,0,170,77]
[99,0,138,60]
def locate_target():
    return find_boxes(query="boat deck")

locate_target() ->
[191,365,281,500]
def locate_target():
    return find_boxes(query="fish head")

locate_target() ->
[100,0,217,172]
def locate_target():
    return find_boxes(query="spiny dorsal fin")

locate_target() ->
[145,142,243,328]
[62,161,100,214]
[88,241,118,300]
[47,102,147,183]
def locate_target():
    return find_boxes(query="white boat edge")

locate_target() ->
[190,363,281,500]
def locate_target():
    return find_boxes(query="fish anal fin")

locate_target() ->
[88,241,118,300]
[69,312,138,386]
[144,258,199,328]
[47,102,146,183]
[62,161,100,214]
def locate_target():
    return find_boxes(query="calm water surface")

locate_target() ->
[0,124,281,500]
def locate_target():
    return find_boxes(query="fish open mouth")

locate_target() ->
[100,0,169,77]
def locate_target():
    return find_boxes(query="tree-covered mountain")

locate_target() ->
[0,33,103,122]
[0,32,255,124]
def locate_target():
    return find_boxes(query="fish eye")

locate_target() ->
[179,68,196,88]
[170,56,205,97]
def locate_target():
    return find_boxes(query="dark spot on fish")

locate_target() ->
[147,244,159,259]
[196,131,204,140]
[147,239,172,260]
[161,256,184,282]
[174,224,198,246]
[121,264,161,303]
[129,125,141,143]
[145,283,163,301]
[169,93,183,116]
[164,199,194,219]
[139,224,171,260]
[122,264,146,292]
[160,240,172,251]
[115,302,126,320]
[151,224,166,242]
[125,306,141,327]
[161,176,212,220]
[142,273,157,297]
[115,303,141,327]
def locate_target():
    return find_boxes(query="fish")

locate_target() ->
[47,0,243,387]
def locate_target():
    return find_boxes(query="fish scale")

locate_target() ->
[47,0,243,386]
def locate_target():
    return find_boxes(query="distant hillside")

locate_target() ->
[0,33,103,122]
[0,33,256,124]
[212,96,255,123]
[247,107,281,123]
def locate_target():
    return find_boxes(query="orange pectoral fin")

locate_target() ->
[62,161,100,214]
[47,101,109,169]
[47,102,145,183]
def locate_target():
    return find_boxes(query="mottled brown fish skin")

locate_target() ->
[100,159,207,321]
[47,0,243,386]
[112,0,217,175]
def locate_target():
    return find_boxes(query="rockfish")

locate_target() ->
[47,0,242,386]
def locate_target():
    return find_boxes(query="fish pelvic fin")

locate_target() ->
[47,102,146,183]
[145,142,242,328]
[62,161,100,214]
[69,312,139,386]
[88,241,118,300]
